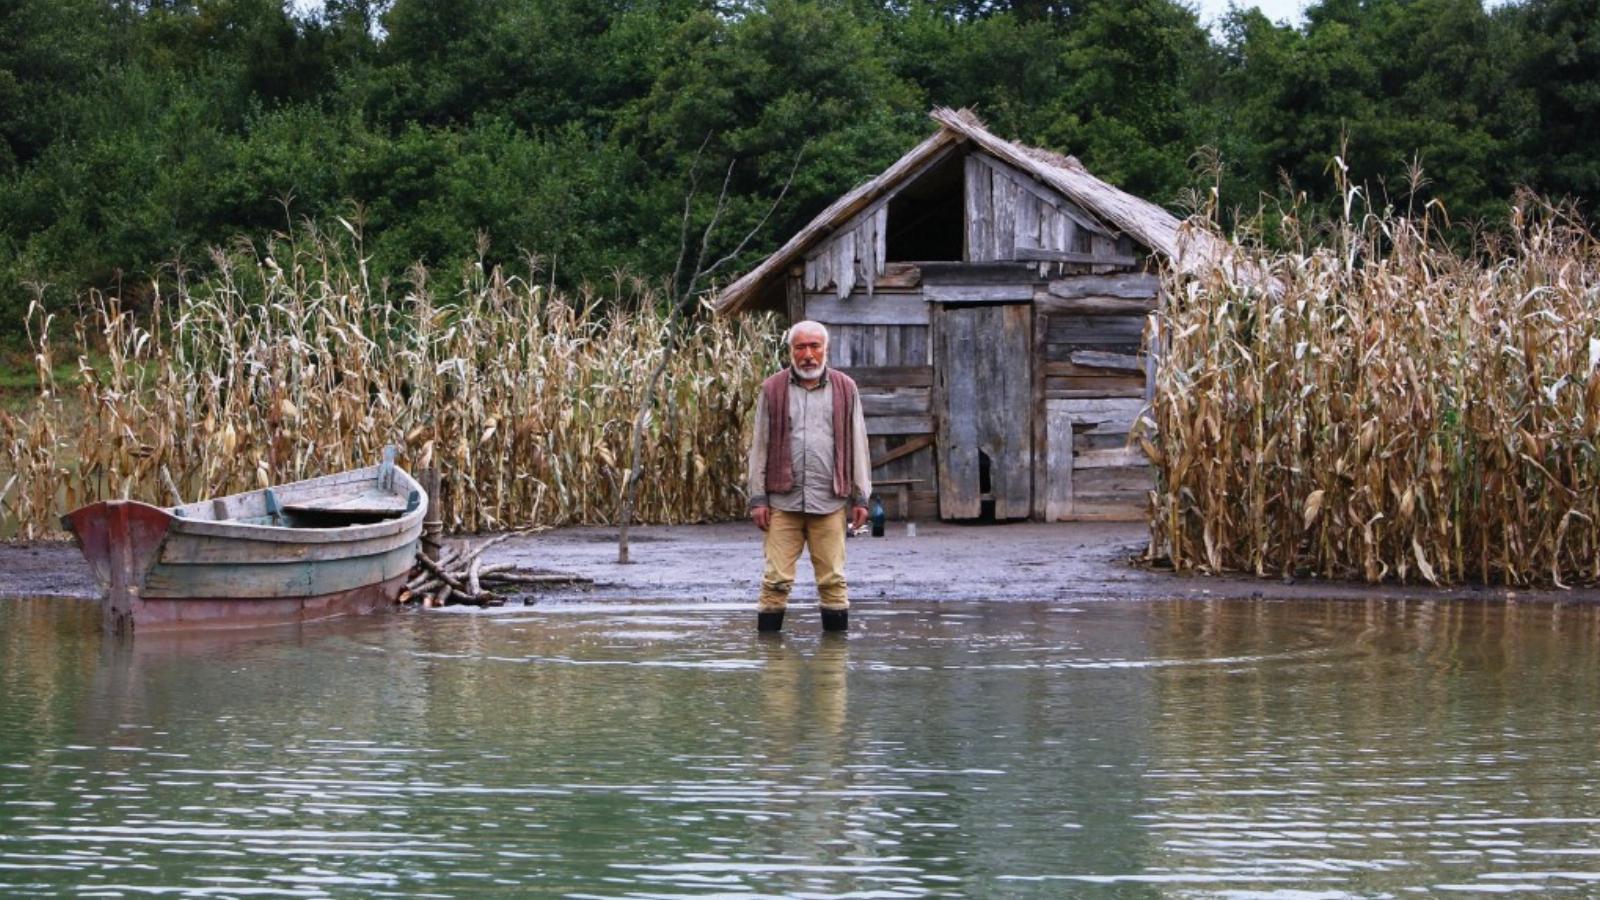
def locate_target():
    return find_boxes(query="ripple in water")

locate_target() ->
[2,595,1599,896]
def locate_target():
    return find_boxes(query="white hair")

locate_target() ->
[785,320,829,347]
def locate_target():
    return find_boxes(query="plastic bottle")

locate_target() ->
[869,495,886,537]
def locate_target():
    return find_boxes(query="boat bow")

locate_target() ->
[61,500,176,633]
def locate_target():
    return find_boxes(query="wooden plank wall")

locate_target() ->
[803,203,889,300]
[800,276,1158,521]
[803,286,938,519]
[787,150,1166,522]
[934,304,1032,520]
[964,153,1137,276]
[1034,273,1159,520]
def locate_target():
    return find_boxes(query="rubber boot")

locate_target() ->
[821,608,848,633]
[757,610,784,633]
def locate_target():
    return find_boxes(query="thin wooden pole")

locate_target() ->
[421,466,443,563]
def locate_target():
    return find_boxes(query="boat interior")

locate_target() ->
[167,459,421,529]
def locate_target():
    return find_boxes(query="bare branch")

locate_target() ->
[669,133,714,303]
[678,158,738,307]
[617,139,804,564]
[695,142,808,293]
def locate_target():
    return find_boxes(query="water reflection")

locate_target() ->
[1138,598,1600,897]
[1,596,1599,896]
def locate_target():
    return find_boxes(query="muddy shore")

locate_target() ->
[5,520,1593,605]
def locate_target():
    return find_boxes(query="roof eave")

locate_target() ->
[713,127,966,315]
[715,106,1242,314]
[928,106,1180,259]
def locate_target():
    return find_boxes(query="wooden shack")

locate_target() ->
[715,107,1221,522]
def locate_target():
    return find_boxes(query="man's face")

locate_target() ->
[790,331,827,379]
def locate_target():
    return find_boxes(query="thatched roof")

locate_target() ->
[713,107,1231,315]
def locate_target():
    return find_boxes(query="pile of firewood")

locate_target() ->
[399,528,592,608]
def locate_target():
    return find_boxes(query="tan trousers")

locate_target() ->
[758,508,849,611]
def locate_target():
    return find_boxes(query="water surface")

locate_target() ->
[3,596,1600,897]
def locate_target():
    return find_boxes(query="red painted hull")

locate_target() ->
[62,500,174,634]
[125,572,405,632]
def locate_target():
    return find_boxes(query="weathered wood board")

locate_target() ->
[934,303,1031,519]
[878,262,922,289]
[1045,315,1146,348]
[935,308,981,518]
[994,171,1017,260]
[827,324,929,368]
[1016,247,1138,268]
[1045,400,1074,520]
[924,284,1034,304]
[1034,293,1158,316]
[1045,273,1160,300]
[786,271,804,322]
[964,155,993,261]
[1031,305,1050,519]
[917,261,1038,284]
[1045,377,1146,400]
[805,292,929,326]
[859,387,931,417]
[846,365,934,388]
[866,415,934,436]
[1057,398,1149,435]
[1069,465,1154,516]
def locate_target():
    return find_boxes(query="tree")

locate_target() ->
[1512,0,1600,210]
[0,0,119,173]
[1218,0,1526,225]
[1045,0,1217,203]
[618,0,923,292]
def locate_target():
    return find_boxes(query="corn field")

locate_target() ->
[1147,194,1600,587]
[0,229,781,538]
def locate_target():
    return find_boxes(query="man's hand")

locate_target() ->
[752,506,771,531]
[850,505,868,531]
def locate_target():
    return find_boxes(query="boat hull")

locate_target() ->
[62,464,425,634]
[121,572,408,632]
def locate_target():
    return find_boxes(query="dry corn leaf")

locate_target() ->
[1412,538,1437,584]
[1303,489,1325,530]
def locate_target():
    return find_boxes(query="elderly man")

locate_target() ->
[746,320,871,633]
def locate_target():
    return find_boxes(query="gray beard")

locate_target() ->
[794,363,824,380]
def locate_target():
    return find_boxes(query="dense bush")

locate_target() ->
[2,0,1597,332]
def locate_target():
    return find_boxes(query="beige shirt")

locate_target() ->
[747,368,872,514]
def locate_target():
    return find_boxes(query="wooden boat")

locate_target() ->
[62,455,426,633]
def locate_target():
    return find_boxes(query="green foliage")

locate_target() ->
[1512,0,1600,202]
[621,0,925,295]
[0,0,122,174]
[0,0,1596,338]
[1219,0,1524,225]
[1052,0,1215,202]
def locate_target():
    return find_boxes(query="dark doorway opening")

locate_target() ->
[885,151,965,262]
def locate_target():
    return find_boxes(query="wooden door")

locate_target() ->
[933,303,1032,520]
